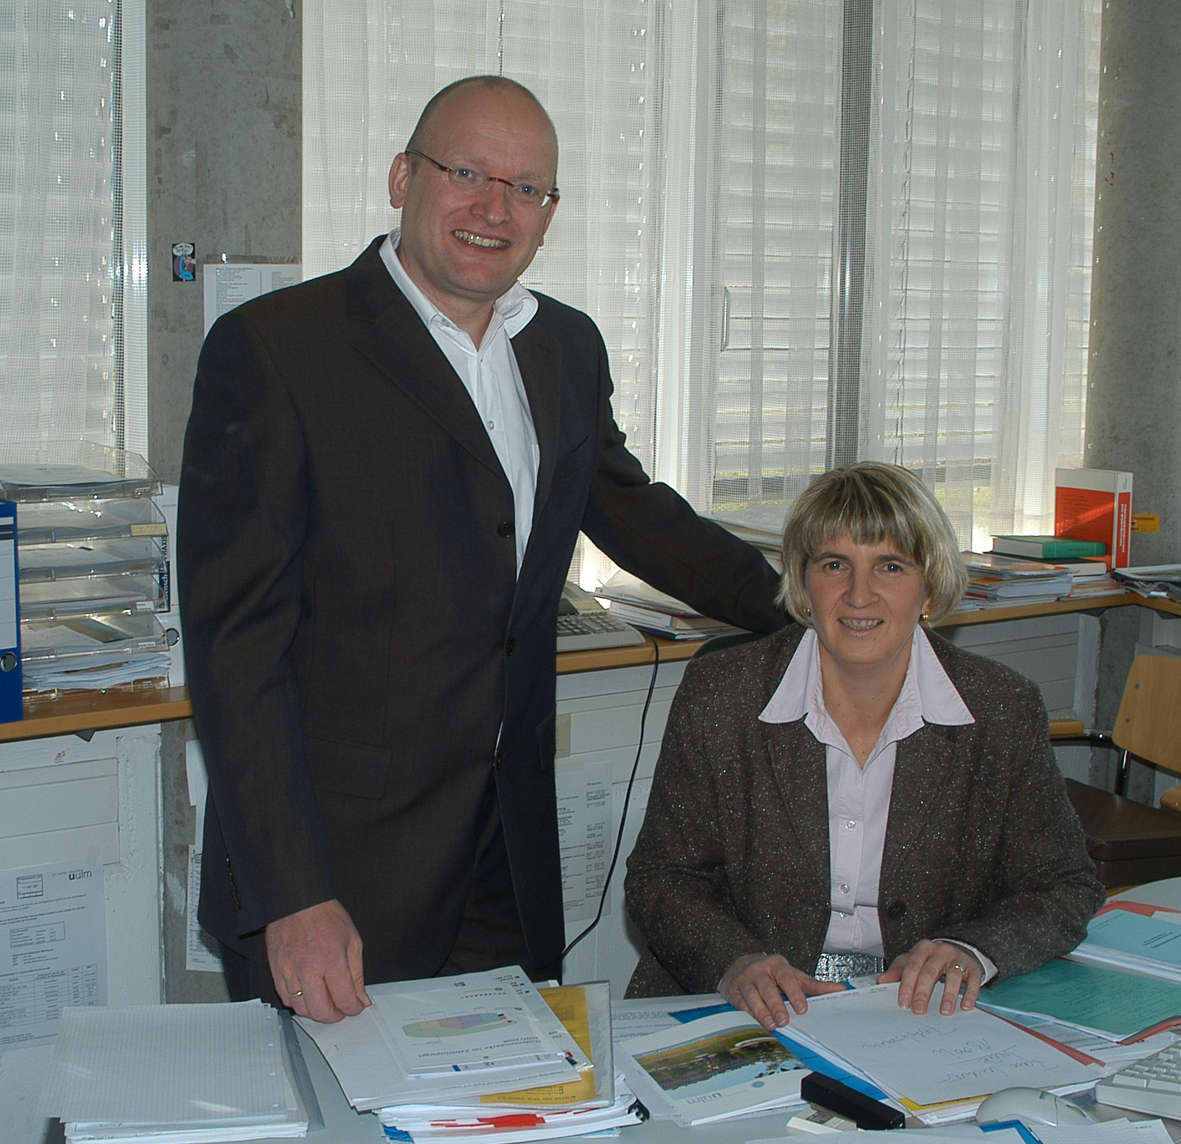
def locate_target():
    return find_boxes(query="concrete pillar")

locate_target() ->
[146,0,300,485]
[1086,0,1181,567]
[1086,1,1181,797]
[145,0,301,1003]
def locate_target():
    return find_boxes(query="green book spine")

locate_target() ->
[991,535,1108,558]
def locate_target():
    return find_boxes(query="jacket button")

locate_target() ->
[885,900,907,920]
[497,520,515,537]
[505,638,517,656]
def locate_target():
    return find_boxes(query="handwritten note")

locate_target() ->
[786,983,1104,1106]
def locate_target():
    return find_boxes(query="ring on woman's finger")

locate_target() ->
[291,990,304,997]
[949,964,965,974]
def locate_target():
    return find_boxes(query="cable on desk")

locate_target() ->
[561,634,661,960]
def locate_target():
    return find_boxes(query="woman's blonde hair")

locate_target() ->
[777,462,968,627]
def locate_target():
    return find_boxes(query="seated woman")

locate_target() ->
[625,461,1104,1030]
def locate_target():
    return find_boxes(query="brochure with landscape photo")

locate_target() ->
[618,1010,809,1126]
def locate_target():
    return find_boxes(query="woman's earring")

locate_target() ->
[804,606,812,620]
[920,612,930,623]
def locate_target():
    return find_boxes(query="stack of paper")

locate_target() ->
[300,969,642,1143]
[776,984,1105,1125]
[979,957,1181,1045]
[594,571,738,640]
[706,505,787,562]
[36,1001,312,1143]
[1113,565,1181,602]
[1067,900,1181,984]
[961,552,1073,605]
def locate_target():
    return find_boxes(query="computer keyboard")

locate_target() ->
[556,608,647,652]
[1095,1039,1181,1120]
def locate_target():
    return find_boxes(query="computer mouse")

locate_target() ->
[976,1086,1096,1127]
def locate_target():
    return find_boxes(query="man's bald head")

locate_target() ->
[406,76,558,172]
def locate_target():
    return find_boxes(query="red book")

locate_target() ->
[1054,468,1133,569]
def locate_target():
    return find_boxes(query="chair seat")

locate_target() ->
[1065,778,1181,887]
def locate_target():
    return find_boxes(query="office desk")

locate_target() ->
[8,879,1181,1144]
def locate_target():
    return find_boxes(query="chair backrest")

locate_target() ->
[1113,654,1181,776]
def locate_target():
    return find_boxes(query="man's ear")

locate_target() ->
[388,154,411,209]
[538,199,558,247]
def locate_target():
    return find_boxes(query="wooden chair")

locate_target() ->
[1052,654,1181,887]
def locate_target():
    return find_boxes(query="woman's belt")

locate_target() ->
[813,952,885,982]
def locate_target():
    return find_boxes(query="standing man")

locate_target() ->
[178,76,784,1024]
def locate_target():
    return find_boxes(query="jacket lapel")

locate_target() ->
[762,719,831,869]
[510,319,561,516]
[345,240,506,482]
[880,722,963,883]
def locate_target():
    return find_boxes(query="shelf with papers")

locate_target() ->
[0,593,1174,739]
[0,684,191,743]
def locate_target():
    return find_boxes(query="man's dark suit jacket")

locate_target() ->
[625,624,1106,996]
[177,236,784,984]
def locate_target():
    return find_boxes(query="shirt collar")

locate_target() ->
[379,229,538,341]
[758,626,975,727]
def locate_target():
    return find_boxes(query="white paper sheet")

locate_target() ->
[0,858,106,1049]
[786,984,1105,1107]
[374,971,575,1077]
[555,760,613,925]
[202,263,302,334]
[185,845,222,973]
[37,1001,299,1125]
[297,968,584,1112]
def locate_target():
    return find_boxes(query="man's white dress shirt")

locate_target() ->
[380,230,539,572]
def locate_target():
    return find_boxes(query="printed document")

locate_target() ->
[0,858,106,1049]
[784,983,1104,1107]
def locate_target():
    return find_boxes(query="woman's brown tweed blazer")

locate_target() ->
[625,623,1105,997]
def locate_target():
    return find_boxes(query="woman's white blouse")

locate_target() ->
[757,627,995,978]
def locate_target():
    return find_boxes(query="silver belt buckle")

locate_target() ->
[813,952,886,982]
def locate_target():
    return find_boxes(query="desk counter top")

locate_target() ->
[0,591,1172,745]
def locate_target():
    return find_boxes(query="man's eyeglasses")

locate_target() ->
[405,149,560,210]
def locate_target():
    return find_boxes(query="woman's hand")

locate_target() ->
[720,952,846,1030]
[877,940,983,1016]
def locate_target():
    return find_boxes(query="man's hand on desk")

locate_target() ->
[877,939,983,1017]
[265,898,372,1023]
[719,952,846,1031]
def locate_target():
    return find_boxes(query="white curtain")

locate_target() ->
[0,1,122,445]
[303,0,1102,550]
[861,0,1102,548]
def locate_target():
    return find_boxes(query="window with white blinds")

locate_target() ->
[302,0,1102,550]
[0,1,124,446]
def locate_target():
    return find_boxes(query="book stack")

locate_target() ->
[296,968,644,1144]
[595,570,738,640]
[961,553,1073,606]
[0,443,174,700]
[990,534,1108,563]
[986,539,1125,599]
